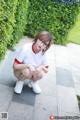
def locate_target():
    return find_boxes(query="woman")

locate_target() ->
[13,31,53,94]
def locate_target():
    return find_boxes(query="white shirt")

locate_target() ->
[16,43,48,67]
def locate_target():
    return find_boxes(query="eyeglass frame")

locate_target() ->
[37,39,49,48]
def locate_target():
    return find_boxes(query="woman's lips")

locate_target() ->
[38,46,41,49]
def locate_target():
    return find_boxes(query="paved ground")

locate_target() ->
[0,36,80,120]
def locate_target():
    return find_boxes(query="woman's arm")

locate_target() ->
[13,62,29,70]
[13,61,35,72]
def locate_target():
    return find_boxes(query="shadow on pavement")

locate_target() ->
[12,85,36,106]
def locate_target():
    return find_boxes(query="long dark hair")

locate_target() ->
[34,31,53,53]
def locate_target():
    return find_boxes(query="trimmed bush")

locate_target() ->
[7,0,29,48]
[0,0,18,59]
[25,0,80,44]
[0,41,7,59]
[0,0,29,59]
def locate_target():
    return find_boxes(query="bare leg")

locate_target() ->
[13,68,32,80]
[27,70,43,94]
[31,70,43,81]
[14,68,33,94]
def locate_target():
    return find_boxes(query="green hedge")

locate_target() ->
[0,0,18,59]
[7,0,29,48]
[25,0,80,44]
[0,0,29,59]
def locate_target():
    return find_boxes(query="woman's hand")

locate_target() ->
[36,65,49,73]
[32,67,43,81]
[28,65,35,74]
[42,65,49,73]
[31,65,49,81]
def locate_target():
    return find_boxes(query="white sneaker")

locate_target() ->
[14,81,24,94]
[28,80,41,94]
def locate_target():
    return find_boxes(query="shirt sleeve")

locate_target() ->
[15,47,26,63]
[42,54,48,65]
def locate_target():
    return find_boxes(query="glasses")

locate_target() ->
[37,39,49,48]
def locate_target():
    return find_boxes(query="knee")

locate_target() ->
[32,72,43,81]
[22,68,32,79]
[38,72,43,79]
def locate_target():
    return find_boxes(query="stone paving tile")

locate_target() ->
[32,95,58,120]
[72,69,80,84]
[0,84,13,112]
[57,85,80,116]
[75,84,80,96]
[55,45,71,69]
[56,67,74,88]
[39,72,56,97]
[14,36,33,50]
[55,44,80,117]
[67,43,80,54]
[8,101,33,120]
[8,85,36,120]
[0,50,17,87]
[67,43,80,96]
[12,85,36,106]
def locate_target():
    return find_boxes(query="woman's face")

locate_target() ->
[33,39,49,53]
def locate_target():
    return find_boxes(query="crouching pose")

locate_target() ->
[13,31,52,94]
